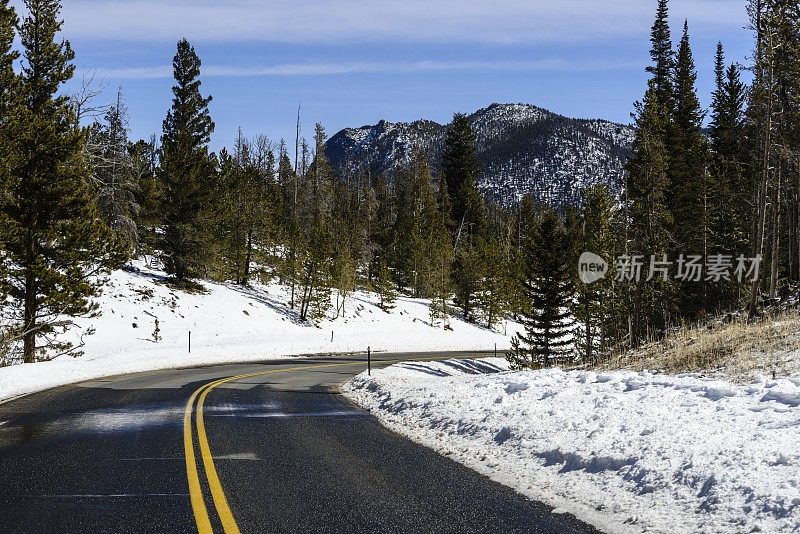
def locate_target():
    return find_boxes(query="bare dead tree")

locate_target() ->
[70,70,109,122]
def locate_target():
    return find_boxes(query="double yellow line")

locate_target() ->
[182,354,475,533]
[182,361,368,534]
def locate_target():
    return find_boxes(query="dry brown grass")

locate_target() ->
[602,310,800,382]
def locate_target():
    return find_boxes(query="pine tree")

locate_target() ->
[475,233,511,329]
[754,1,799,301]
[0,0,16,128]
[277,144,303,308]
[473,203,516,329]
[393,159,424,293]
[571,185,616,363]
[646,0,675,116]
[374,257,396,312]
[452,244,482,321]
[506,195,540,319]
[429,224,453,328]
[130,135,162,259]
[0,0,17,209]
[394,148,441,296]
[626,80,676,346]
[0,0,126,362]
[159,38,215,284]
[508,209,574,369]
[415,155,444,297]
[442,113,485,237]
[772,2,800,288]
[214,146,241,281]
[213,130,274,285]
[671,21,710,314]
[442,114,486,321]
[0,0,18,345]
[430,178,454,328]
[437,174,454,231]
[709,43,748,308]
[298,124,335,322]
[710,42,727,139]
[332,243,356,318]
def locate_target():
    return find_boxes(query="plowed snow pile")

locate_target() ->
[344,359,800,533]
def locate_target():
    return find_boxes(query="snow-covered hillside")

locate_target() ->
[0,261,517,402]
[325,103,634,208]
[344,359,800,534]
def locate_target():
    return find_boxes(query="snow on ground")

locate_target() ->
[343,359,800,534]
[0,260,517,403]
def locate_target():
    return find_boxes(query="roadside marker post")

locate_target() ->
[189,331,191,354]
[367,346,371,376]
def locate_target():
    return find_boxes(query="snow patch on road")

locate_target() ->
[343,359,800,533]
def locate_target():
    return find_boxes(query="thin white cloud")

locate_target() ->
[90,59,643,80]
[42,0,748,44]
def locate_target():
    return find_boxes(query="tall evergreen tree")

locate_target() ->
[646,0,676,116]
[475,233,512,329]
[298,124,335,322]
[507,209,574,369]
[213,131,276,285]
[130,135,162,258]
[0,0,18,348]
[442,114,485,320]
[0,0,16,126]
[430,178,454,328]
[671,21,710,313]
[441,113,485,237]
[0,0,126,362]
[626,80,676,346]
[374,257,397,312]
[452,244,482,321]
[0,0,17,210]
[394,149,442,296]
[277,143,304,308]
[710,44,749,306]
[332,242,356,318]
[571,185,616,363]
[159,38,215,284]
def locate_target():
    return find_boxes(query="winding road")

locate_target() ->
[0,352,596,533]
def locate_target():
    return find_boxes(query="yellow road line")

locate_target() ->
[184,355,476,533]
[183,383,214,534]
[184,361,361,534]
[195,377,241,534]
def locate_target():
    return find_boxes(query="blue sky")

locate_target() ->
[42,0,752,151]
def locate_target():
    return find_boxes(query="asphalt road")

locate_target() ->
[0,352,597,533]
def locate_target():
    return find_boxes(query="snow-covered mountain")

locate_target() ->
[325,103,634,209]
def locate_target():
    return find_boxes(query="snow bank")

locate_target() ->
[343,359,800,533]
[0,261,517,403]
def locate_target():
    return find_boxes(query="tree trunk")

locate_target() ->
[749,2,774,318]
[23,268,37,364]
[769,166,781,299]
[289,247,296,309]
[242,227,253,286]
